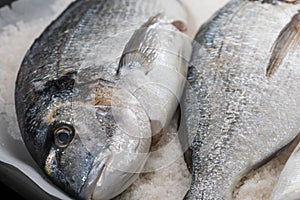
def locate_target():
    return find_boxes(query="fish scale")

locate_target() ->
[181,0,300,199]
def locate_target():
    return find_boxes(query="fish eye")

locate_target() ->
[54,125,74,148]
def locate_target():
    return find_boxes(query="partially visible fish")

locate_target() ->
[14,0,191,199]
[270,138,300,200]
[180,0,300,199]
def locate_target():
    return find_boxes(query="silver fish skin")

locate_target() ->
[180,0,300,199]
[14,0,191,199]
[271,140,300,200]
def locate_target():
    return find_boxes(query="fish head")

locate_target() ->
[28,102,109,199]
[22,88,151,199]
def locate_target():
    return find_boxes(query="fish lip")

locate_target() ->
[79,160,106,200]
[79,155,135,200]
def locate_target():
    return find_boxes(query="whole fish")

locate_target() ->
[14,0,191,199]
[180,0,300,199]
[271,139,300,200]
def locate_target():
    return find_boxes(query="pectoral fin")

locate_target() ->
[266,12,300,77]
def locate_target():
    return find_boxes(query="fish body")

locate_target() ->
[181,0,300,199]
[14,0,191,199]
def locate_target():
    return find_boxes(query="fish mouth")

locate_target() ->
[79,152,146,200]
[79,159,106,200]
[79,149,147,200]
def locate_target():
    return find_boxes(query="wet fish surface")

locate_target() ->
[14,0,191,199]
[271,138,300,200]
[180,0,300,199]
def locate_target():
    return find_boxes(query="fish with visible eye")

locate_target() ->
[179,0,300,199]
[14,0,191,199]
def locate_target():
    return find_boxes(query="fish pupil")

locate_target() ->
[58,132,69,142]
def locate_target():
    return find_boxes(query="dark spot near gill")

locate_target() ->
[38,71,77,96]
[0,0,17,9]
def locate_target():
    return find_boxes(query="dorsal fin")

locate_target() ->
[266,12,300,77]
